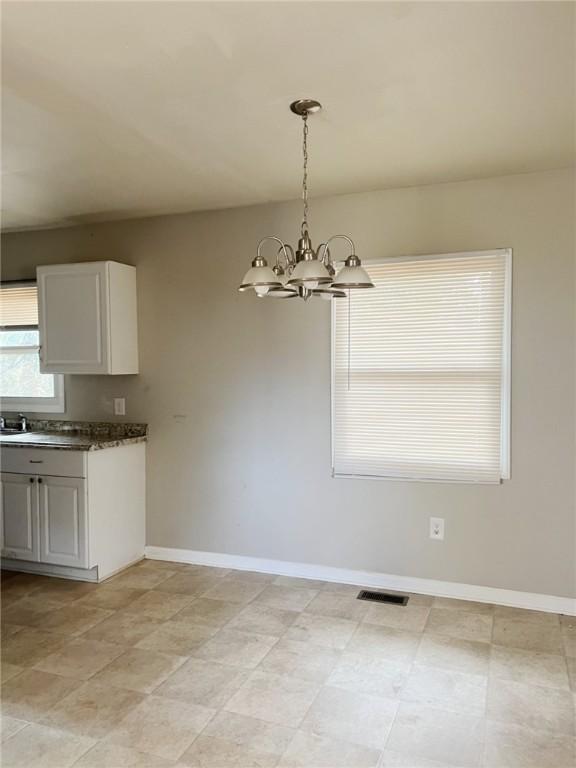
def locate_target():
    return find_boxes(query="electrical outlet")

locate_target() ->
[430,517,445,541]
[113,398,126,416]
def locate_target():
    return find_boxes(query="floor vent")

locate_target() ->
[357,590,409,606]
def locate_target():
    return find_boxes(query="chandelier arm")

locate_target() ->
[275,244,295,271]
[315,244,333,267]
[318,235,356,265]
[283,244,296,266]
[256,236,291,265]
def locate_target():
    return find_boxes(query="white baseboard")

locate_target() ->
[145,546,576,616]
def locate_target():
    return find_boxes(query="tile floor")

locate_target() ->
[0,562,574,767]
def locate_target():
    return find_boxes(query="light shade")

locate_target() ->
[313,288,347,301]
[267,263,298,298]
[287,259,332,288]
[238,264,282,292]
[332,263,374,289]
[267,287,299,298]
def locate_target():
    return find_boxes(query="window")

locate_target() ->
[331,250,511,483]
[0,283,65,413]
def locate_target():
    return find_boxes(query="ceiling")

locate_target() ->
[2,1,574,231]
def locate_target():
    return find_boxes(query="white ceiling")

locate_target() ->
[2,1,574,231]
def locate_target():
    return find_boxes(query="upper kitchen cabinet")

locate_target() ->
[37,261,139,374]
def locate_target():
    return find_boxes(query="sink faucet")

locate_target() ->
[17,413,28,432]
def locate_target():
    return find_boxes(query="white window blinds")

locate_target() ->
[331,250,511,483]
[0,284,39,327]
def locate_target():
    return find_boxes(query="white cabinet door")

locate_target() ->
[38,476,88,568]
[0,473,39,561]
[37,261,138,375]
[38,262,109,374]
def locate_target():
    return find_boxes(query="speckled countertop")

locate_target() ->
[0,420,147,451]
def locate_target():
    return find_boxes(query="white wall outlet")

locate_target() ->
[113,398,126,416]
[430,517,445,541]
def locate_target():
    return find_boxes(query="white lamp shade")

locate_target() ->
[313,288,347,301]
[268,267,298,297]
[267,287,299,298]
[238,265,283,292]
[332,264,374,289]
[287,259,332,287]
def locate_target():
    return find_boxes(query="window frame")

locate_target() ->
[330,248,512,484]
[0,281,65,414]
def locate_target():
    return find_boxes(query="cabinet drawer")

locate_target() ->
[0,448,86,478]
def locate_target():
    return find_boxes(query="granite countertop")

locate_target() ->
[0,420,148,451]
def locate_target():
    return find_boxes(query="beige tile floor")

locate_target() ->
[1,562,574,768]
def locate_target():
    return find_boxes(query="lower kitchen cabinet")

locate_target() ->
[1,473,87,568]
[0,473,38,562]
[38,475,87,568]
[0,443,145,581]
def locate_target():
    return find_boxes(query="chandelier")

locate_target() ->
[238,99,374,300]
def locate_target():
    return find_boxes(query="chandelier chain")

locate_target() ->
[301,114,309,234]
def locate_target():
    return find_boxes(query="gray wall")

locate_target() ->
[2,168,574,598]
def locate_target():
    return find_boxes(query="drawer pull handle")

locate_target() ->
[29,460,44,464]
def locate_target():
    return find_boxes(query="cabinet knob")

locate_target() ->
[29,477,34,483]
[38,478,43,484]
